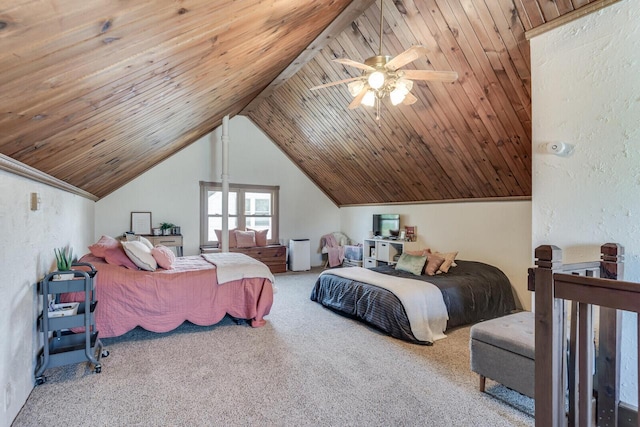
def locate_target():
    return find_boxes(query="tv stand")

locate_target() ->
[363,238,420,268]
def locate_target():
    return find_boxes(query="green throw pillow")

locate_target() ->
[395,253,427,276]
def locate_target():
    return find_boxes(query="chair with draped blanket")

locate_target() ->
[320,232,351,268]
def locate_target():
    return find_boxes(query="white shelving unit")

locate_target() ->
[363,238,420,268]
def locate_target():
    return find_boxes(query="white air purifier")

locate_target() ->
[288,239,311,271]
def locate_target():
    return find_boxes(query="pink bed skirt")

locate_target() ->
[62,254,273,338]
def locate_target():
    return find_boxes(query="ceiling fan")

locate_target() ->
[310,0,458,119]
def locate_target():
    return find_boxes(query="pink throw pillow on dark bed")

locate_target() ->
[104,246,139,270]
[151,245,176,270]
[88,235,120,258]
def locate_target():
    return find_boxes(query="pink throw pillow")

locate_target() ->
[433,251,458,273]
[214,229,238,248]
[151,245,176,270]
[405,248,430,257]
[248,228,269,246]
[235,230,257,248]
[88,235,120,258]
[104,245,139,270]
[424,254,445,276]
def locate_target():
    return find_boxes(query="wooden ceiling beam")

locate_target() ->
[525,0,621,40]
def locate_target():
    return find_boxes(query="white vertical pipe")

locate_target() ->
[221,115,230,252]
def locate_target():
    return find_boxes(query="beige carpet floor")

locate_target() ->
[13,267,534,426]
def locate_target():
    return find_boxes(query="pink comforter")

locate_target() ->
[62,254,273,338]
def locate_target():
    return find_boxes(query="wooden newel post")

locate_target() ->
[600,243,624,280]
[534,245,564,427]
[597,243,624,427]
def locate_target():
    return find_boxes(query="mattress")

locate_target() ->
[310,260,516,344]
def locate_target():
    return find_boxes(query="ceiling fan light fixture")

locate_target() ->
[308,0,457,119]
[347,80,365,97]
[362,90,376,107]
[368,71,386,90]
[396,78,413,92]
[389,88,407,105]
[389,78,412,105]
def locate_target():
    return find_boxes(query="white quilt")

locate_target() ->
[320,267,448,342]
[202,252,275,285]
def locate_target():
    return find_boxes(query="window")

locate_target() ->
[200,182,279,247]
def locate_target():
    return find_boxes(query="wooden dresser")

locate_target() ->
[201,245,287,274]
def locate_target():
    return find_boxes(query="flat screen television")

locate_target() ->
[373,214,400,238]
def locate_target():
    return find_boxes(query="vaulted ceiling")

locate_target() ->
[0,0,611,205]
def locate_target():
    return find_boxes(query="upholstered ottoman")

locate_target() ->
[470,311,535,398]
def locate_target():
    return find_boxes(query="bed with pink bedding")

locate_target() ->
[62,253,274,338]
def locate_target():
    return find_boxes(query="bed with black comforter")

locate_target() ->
[310,260,516,345]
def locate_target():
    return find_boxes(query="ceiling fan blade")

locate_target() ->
[333,58,375,72]
[402,92,418,105]
[401,69,459,82]
[349,87,368,110]
[310,77,364,91]
[385,45,429,71]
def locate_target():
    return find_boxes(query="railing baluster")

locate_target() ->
[597,243,624,427]
[568,300,578,427]
[578,302,593,427]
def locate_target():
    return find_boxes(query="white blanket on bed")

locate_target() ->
[320,267,448,342]
[202,252,275,285]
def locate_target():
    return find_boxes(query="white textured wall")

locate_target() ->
[96,115,340,265]
[531,0,640,405]
[341,201,532,310]
[0,170,94,427]
[95,132,214,255]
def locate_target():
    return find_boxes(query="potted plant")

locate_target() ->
[53,247,75,281]
[160,222,175,236]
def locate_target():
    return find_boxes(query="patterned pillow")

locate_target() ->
[151,245,176,270]
[394,253,427,276]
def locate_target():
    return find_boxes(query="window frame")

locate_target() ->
[200,181,280,247]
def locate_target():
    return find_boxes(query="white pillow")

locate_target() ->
[125,233,154,249]
[122,241,157,271]
[138,235,153,249]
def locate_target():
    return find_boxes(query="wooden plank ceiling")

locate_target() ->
[0,0,607,205]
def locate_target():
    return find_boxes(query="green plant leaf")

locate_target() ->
[54,247,73,271]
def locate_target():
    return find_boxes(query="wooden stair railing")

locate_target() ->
[530,243,638,427]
